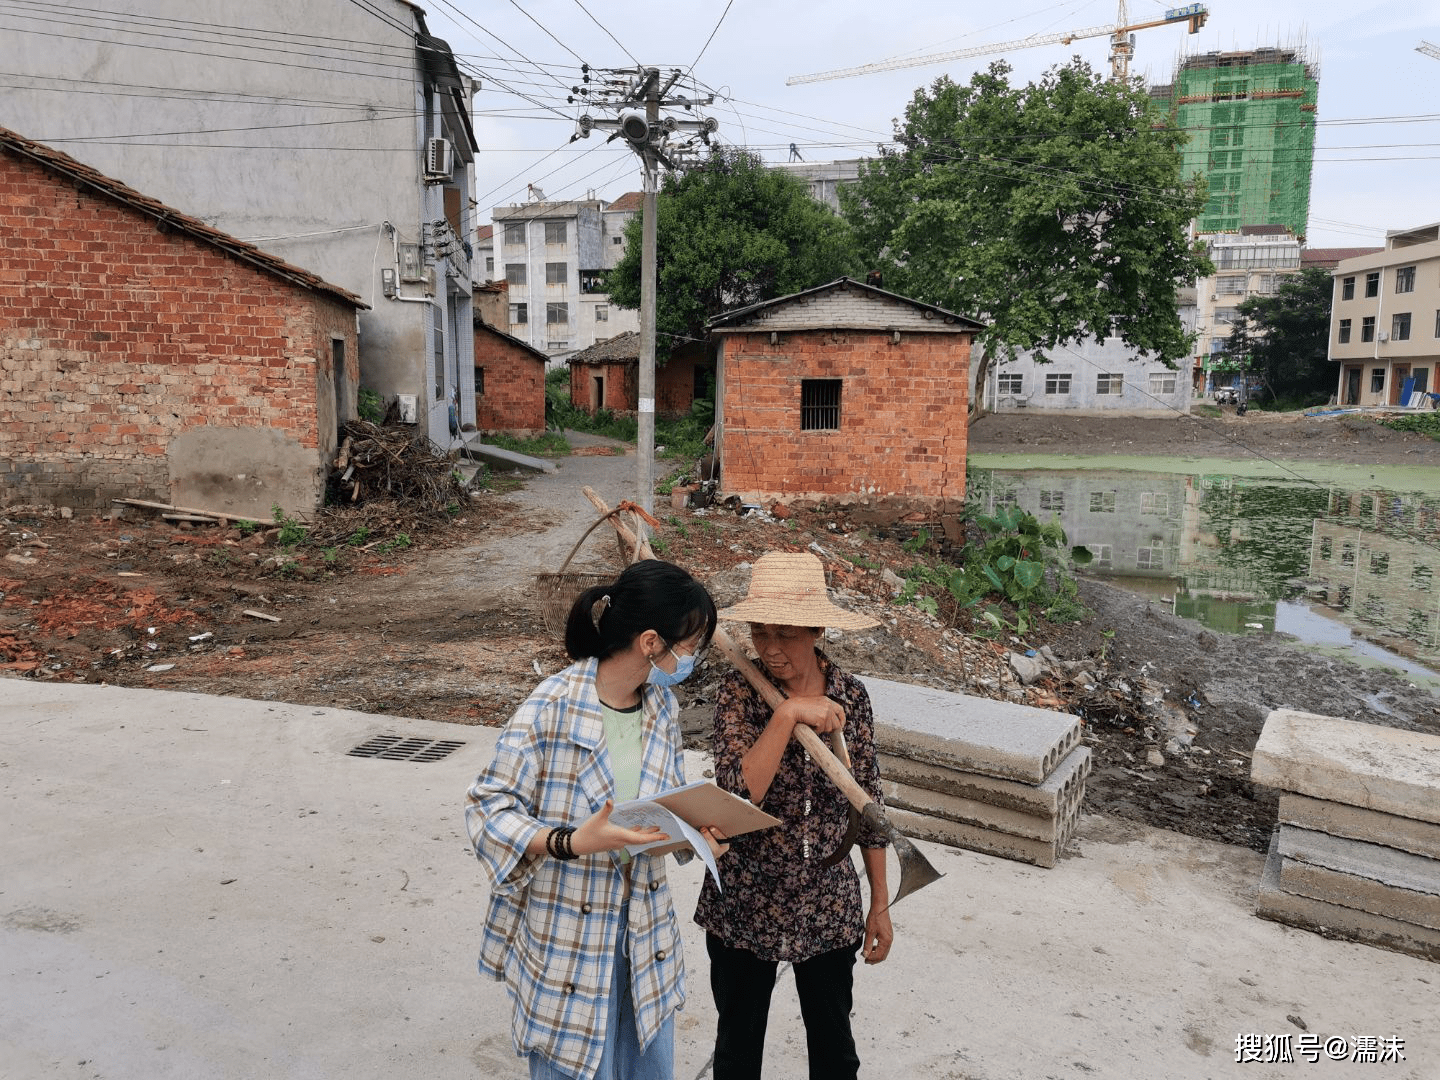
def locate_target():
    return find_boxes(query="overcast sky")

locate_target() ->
[426,0,1440,248]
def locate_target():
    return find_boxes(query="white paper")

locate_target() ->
[610,799,723,890]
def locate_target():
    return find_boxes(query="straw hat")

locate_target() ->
[719,551,879,630]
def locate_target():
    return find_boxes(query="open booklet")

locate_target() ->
[609,779,781,891]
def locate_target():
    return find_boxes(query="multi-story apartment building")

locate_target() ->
[488,196,639,363]
[1330,223,1440,407]
[1191,226,1302,395]
[1152,47,1319,237]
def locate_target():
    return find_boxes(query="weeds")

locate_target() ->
[895,507,1090,634]
[375,533,412,554]
[271,505,307,548]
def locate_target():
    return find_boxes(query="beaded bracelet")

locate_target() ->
[546,825,579,861]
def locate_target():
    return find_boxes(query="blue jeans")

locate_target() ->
[529,906,675,1080]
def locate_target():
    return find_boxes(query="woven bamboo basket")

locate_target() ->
[534,508,641,639]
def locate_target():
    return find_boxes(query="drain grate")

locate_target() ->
[347,734,466,763]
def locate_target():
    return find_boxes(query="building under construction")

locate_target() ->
[1152,46,1319,237]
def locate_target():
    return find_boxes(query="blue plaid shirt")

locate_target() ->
[465,658,688,1079]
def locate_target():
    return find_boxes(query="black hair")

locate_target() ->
[564,559,718,662]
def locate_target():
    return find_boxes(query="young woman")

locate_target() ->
[466,559,724,1080]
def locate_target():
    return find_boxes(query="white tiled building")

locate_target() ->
[485,195,639,363]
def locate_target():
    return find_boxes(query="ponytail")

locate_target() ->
[563,559,717,661]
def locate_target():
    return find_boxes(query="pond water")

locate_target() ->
[967,455,1440,684]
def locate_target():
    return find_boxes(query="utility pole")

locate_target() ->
[571,66,716,515]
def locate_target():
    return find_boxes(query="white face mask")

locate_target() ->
[647,647,697,687]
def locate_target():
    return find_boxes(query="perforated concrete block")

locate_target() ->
[864,676,1081,784]
[1277,794,1440,861]
[1251,709,1440,825]
[886,802,1082,869]
[877,745,1091,816]
[1255,834,1440,963]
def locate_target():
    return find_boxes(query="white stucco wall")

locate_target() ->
[985,337,1195,417]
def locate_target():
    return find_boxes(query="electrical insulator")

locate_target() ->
[620,112,649,143]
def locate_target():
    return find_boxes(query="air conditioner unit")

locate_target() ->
[1378,331,1390,342]
[425,136,453,177]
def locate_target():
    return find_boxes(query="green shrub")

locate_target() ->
[357,387,385,424]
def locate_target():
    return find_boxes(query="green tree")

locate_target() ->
[1224,267,1334,406]
[842,60,1212,409]
[609,146,860,358]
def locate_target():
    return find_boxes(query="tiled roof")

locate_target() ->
[567,331,640,364]
[708,277,985,330]
[473,318,548,362]
[605,192,644,213]
[1301,247,1383,268]
[0,125,366,308]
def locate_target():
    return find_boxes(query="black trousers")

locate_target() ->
[706,932,861,1080]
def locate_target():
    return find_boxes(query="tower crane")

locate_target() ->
[786,2,1209,86]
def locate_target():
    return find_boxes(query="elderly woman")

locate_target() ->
[694,551,892,1080]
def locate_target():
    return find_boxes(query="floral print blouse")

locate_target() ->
[693,647,888,963]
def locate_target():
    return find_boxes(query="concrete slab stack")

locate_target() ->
[1250,708,1440,962]
[860,677,1090,868]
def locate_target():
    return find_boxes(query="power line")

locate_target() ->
[570,0,640,67]
[690,0,736,73]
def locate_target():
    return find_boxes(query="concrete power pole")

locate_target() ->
[572,67,716,516]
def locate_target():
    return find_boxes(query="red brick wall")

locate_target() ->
[718,328,970,505]
[570,361,637,414]
[474,329,545,433]
[570,345,708,419]
[0,146,356,509]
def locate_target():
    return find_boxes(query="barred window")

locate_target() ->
[544,221,567,244]
[546,302,569,325]
[1089,490,1116,513]
[1039,490,1064,512]
[505,263,526,286]
[503,223,525,245]
[545,262,568,285]
[800,379,841,431]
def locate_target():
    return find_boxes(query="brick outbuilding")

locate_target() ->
[472,317,547,435]
[567,332,712,420]
[709,278,983,513]
[0,127,364,517]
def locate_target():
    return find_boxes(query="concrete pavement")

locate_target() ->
[2,679,1434,1079]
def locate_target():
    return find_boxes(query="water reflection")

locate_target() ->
[969,466,1440,677]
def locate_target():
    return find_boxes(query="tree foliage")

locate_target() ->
[1223,267,1335,406]
[843,59,1212,390]
[608,146,860,358]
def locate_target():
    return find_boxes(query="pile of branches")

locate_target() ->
[329,420,466,512]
